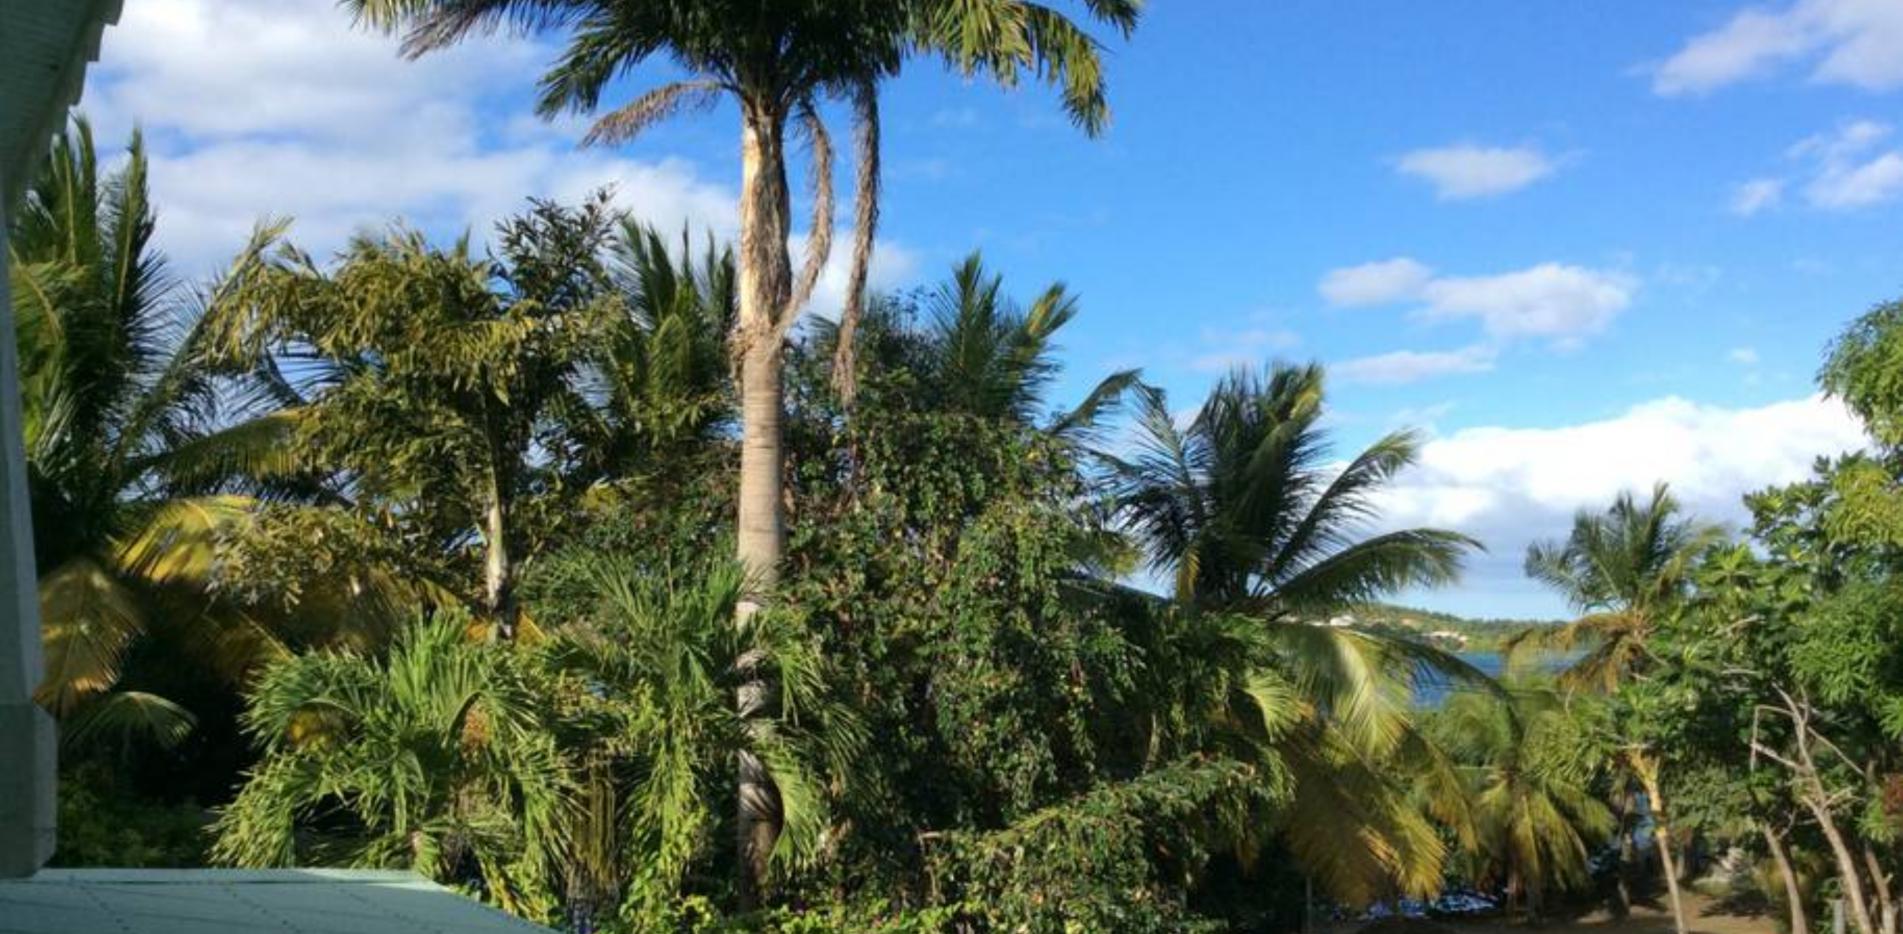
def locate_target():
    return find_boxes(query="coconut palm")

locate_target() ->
[211,610,568,919]
[1432,683,1616,917]
[1514,482,1721,692]
[7,119,311,741]
[539,557,860,921]
[1108,364,1493,901]
[1110,364,1477,614]
[1107,364,1487,733]
[335,2,1137,886]
[1129,606,1475,905]
[1514,483,1721,934]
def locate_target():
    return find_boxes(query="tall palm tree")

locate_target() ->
[344,0,1138,590]
[340,3,1138,889]
[1108,363,1492,901]
[1515,482,1720,692]
[1515,482,1720,934]
[7,119,306,739]
[211,611,568,919]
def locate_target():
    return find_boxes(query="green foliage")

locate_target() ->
[1108,363,1478,613]
[211,610,568,919]
[50,765,211,868]
[922,757,1263,933]
[1429,685,1616,910]
[8,118,328,749]
[533,555,861,924]
[1823,298,1903,450]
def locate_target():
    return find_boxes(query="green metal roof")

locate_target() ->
[0,869,554,933]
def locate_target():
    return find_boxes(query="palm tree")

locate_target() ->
[808,252,1139,438]
[210,198,629,639]
[1515,482,1720,934]
[573,219,738,475]
[1130,606,1479,905]
[1432,683,1616,917]
[1110,364,1478,614]
[7,119,308,741]
[211,610,568,919]
[1108,363,1493,902]
[344,0,1137,587]
[339,4,1138,887]
[539,557,859,922]
[1515,482,1720,692]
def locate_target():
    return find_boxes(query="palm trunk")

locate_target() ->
[1636,759,1690,934]
[1613,787,1637,917]
[733,98,794,908]
[1764,823,1809,934]
[481,472,514,641]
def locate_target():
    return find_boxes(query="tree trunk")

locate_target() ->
[1613,786,1637,917]
[1636,759,1691,934]
[733,98,795,908]
[1805,791,1874,934]
[1862,843,1895,934]
[1786,712,1877,934]
[481,479,514,641]
[1763,823,1809,934]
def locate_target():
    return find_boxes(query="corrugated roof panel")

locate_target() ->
[0,869,554,933]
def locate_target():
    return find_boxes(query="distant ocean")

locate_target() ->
[1413,650,1578,707]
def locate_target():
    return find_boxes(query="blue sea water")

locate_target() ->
[1413,650,1577,707]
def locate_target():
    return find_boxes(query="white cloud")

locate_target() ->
[1417,264,1635,344]
[1730,177,1785,216]
[82,0,748,273]
[1654,0,1903,96]
[1318,258,1435,307]
[1394,144,1557,200]
[1317,258,1635,372]
[1728,346,1761,365]
[1374,395,1866,611]
[1809,150,1903,208]
[1740,120,1903,211]
[1333,345,1496,385]
[803,238,924,322]
[1789,118,1892,160]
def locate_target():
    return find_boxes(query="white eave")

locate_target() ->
[1,0,125,206]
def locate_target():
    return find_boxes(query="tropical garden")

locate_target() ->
[10,3,1903,933]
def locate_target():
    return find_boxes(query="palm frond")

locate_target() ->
[36,556,147,714]
[62,689,198,754]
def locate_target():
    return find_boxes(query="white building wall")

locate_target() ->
[0,164,57,877]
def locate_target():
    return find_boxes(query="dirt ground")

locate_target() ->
[1328,894,1779,934]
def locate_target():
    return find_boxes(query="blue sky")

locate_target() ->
[84,0,1898,618]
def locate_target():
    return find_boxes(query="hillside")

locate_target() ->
[1325,603,1562,652]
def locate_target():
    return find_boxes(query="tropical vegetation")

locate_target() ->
[11,6,1903,932]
